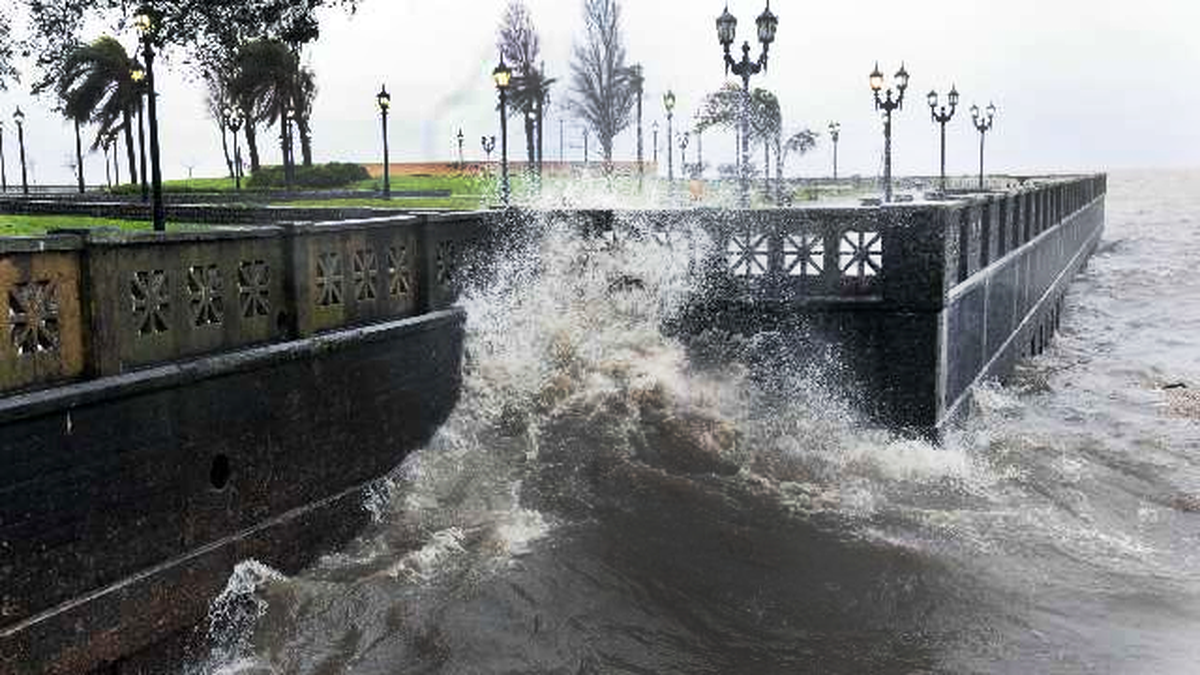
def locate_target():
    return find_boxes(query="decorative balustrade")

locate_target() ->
[0,213,493,396]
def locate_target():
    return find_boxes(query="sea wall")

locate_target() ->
[538,174,1107,431]
[0,212,500,674]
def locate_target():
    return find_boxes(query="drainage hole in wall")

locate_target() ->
[210,454,232,491]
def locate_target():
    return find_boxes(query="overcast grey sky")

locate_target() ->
[2,0,1197,184]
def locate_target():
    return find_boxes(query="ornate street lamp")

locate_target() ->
[927,85,959,194]
[869,60,909,203]
[630,64,644,192]
[13,107,28,196]
[0,120,7,193]
[717,1,778,208]
[481,135,495,162]
[493,56,513,206]
[971,101,996,190]
[224,106,244,191]
[131,66,150,202]
[134,5,165,231]
[376,85,391,199]
[663,91,675,183]
[652,120,659,166]
[828,121,840,180]
[679,131,690,178]
[456,128,464,168]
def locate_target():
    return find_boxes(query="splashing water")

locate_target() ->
[195,170,1200,675]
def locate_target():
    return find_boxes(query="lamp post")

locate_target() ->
[716,1,778,209]
[457,128,464,168]
[663,91,675,183]
[13,108,28,195]
[630,64,644,192]
[869,61,909,203]
[828,121,840,180]
[652,121,659,166]
[376,85,391,200]
[134,5,165,231]
[226,107,244,191]
[927,85,959,194]
[971,101,996,190]
[679,131,689,178]
[493,57,513,206]
[132,67,150,202]
[0,121,7,192]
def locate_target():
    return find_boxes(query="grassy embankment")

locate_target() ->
[105,173,499,210]
[0,215,206,237]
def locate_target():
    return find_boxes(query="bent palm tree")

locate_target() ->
[506,67,555,176]
[56,36,140,184]
[230,39,299,178]
[292,65,317,167]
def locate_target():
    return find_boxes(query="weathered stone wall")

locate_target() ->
[0,210,503,674]
[0,212,496,395]
[539,174,1108,431]
[0,310,465,675]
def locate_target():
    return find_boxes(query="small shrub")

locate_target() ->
[246,162,370,189]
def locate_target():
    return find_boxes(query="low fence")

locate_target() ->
[0,212,495,396]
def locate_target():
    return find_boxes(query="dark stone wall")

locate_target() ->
[939,199,1105,425]
[556,175,1108,432]
[0,310,465,675]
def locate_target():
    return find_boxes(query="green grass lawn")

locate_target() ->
[0,215,206,237]
[108,176,239,194]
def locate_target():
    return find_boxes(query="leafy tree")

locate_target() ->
[55,37,142,184]
[0,9,17,88]
[21,0,354,175]
[568,0,636,164]
[781,129,818,174]
[698,84,822,202]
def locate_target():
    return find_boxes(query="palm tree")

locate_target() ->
[506,67,554,178]
[230,39,299,179]
[778,129,819,203]
[292,65,317,167]
[56,36,140,185]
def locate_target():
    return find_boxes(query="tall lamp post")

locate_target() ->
[869,61,909,203]
[225,107,244,191]
[0,121,7,192]
[679,131,690,178]
[493,57,513,206]
[716,1,779,209]
[828,121,840,180]
[971,102,996,190]
[13,108,28,195]
[630,64,644,192]
[927,85,959,194]
[663,91,675,183]
[132,67,150,203]
[652,121,659,166]
[133,6,165,231]
[376,85,391,200]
